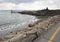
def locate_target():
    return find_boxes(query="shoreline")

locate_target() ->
[0,18,39,39]
[0,15,60,42]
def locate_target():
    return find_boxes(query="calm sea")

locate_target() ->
[0,10,38,38]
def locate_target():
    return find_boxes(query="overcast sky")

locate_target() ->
[0,0,60,10]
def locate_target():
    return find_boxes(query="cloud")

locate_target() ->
[0,0,60,10]
[0,3,16,10]
[13,0,60,10]
[13,1,41,10]
[0,0,37,3]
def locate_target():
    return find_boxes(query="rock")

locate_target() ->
[22,34,36,42]
[28,19,40,27]
[28,23,35,27]
[0,38,2,41]
[4,35,14,39]
[26,30,36,35]
[9,34,26,42]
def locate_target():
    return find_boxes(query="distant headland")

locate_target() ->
[17,8,60,16]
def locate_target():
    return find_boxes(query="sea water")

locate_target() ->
[0,10,38,38]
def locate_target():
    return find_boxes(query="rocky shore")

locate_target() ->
[0,15,60,42]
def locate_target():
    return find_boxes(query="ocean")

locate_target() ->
[0,10,38,38]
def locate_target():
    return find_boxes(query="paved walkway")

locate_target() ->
[34,22,60,42]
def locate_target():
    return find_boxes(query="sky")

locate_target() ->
[0,0,60,10]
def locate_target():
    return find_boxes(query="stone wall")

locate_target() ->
[0,15,60,42]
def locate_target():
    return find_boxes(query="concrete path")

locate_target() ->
[34,22,60,42]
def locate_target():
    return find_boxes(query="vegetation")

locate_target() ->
[18,7,60,16]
